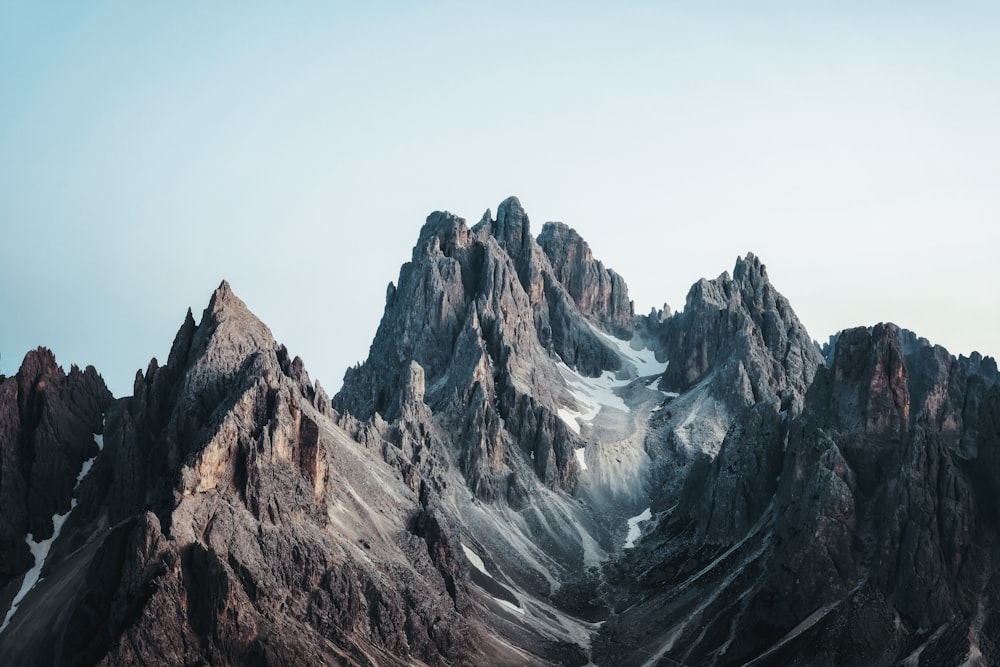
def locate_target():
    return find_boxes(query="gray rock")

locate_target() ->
[658,253,822,412]
[0,283,511,666]
[5,201,999,667]
[334,199,633,504]
[641,253,824,507]
[537,221,634,338]
[596,322,1000,666]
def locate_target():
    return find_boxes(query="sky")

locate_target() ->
[1,1,998,398]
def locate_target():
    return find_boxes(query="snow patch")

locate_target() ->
[574,447,587,471]
[556,328,670,433]
[493,597,525,615]
[557,407,583,435]
[462,543,491,579]
[0,430,104,634]
[556,363,630,433]
[75,434,103,485]
[624,507,652,549]
[590,327,668,378]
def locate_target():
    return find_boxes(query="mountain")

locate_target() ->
[1,198,997,666]
[596,323,1000,666]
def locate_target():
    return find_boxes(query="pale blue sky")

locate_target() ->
[2,2,998,397]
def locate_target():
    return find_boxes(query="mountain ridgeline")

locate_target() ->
[1,197,998,666]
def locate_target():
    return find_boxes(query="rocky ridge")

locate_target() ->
[0,283,517,666]
[333,198,672,651]
[1,197,998,667]
[596,323,1000,666]
[642,252,825,504]
[334,196,651,510]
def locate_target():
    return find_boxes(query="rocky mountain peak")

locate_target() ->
[486,195,531,256]
[4,200,1000,667]
[820,323,910,437]
[14,346,60,384]
[537,221,634,338]
[335,198,641,506]
[821,322,999,457]
[601,319,999,667]
[183,280,276,391]
[660,252,820,399]
[732,251,767,286]
[207,278,236,309]
[413,210,474,262]
[639,252,823,506]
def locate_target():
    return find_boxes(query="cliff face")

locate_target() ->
[537,221,633,339]
[657,253,821,412]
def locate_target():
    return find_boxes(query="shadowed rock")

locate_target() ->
[0,348,112,589]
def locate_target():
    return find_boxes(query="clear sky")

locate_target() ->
[2,1,998,397]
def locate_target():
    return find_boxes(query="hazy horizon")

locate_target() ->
[2,2,997,397]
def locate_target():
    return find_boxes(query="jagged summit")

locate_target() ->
[0,348,112,593]
[335,199,647,505]
[206,279,244,314]
[482,195,531,254]
[202,279,273,344]
[657,251,820,402]
[537,221,633,338]
[635,251,824,510]
[732,250,766,282]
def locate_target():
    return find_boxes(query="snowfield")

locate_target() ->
[624,507,652,549]
[556,329,667,435]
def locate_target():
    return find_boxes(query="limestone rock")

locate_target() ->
[658,253,821,412]
[5,200,999,667]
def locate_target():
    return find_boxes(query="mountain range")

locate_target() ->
[2,197,998,666]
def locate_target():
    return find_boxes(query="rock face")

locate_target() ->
[641,253,824,505]
[334,197,633,504]
[596,323,1000,666]
[537,221,634,338]
[0,284,514,667]
[0,349,112,590]
[331,200,669,643]
[2,198,998,667]
[657,253,821,412]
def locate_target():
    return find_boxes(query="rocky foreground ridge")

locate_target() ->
[1,197,998,666]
